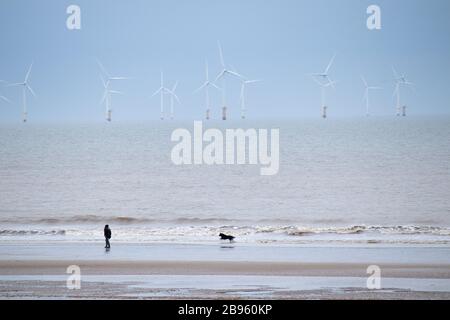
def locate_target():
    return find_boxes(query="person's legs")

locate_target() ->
[105,238,110,248]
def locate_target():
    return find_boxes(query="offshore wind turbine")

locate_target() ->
[97,59,128,122]
[214,41,244,120]
[194,61,220,120]
[239,79,262,119]
[392,67,414,116]
[152,71,172,120]
[361,76,382,116]
[167,81,180,120]
[100,76,124,122]
[7,64,36,122]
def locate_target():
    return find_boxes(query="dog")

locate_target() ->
[219,233,235,242]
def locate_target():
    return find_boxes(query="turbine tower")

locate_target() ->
[7,64,36,123]
[97,59,128,122]
[312,78,336,119]
[214,41,243,120]
[167,81,180,120]
[239,79,262,119]
[392,67,413,117]
[194,61,220,120]
[361,76,382,116]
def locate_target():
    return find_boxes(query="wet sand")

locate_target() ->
[1,260,450,278]
[1,243,450,299]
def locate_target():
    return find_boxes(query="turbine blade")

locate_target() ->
[245,79,262,84]
[152,87,163,97]
[172,81,178,92]
[312,77,323,86]
[325,54,336,74]
[96,59,109,77]
[167,90,180,104]
[0,95,11,103]
[227,70,244,79]
[392,66,400,80]
[211,83,221,90]
[25,63,33,82]
[6,83,24,87]
[361,76,368,87]
[26,85,37,98]
[214,70,226,82]
[326,77,337,89]
[100,75,107,88]
[218,41,225,68]
[193,82,207,94]
[109,90,124,95]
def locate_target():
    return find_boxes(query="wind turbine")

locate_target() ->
[7,64,36,122]
[100,76,124,122]
[194,61,220,120]
[167,81,180,120]
[214,41,244,120]
[361,76,382,116]
[239,79,262,119]
[312,78,336,119]
[152,71,172,120]
[97,59,128,122]
[392,67,414,116]
[310,54,337,87]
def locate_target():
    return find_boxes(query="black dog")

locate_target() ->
[219,233,235,242]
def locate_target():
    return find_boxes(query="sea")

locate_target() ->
[0,116,449,246]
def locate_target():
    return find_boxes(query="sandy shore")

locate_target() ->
[1,243,450,299]
[1,260,450,278]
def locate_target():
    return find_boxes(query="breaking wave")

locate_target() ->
[1,224,450,241]
[0,229,66,236]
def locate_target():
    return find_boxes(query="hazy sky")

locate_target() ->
[0,0,449,122]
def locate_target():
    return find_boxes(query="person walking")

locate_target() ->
[104,225,112,248]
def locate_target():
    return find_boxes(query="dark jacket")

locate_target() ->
[104,227,112,239]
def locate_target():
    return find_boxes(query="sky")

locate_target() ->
[0,0,449,123]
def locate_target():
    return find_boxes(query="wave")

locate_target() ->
[283,225,450,236]
[0,215,294,225]
[1,224,449,238]
[0,229,66,236]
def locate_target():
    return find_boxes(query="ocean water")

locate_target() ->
[0,117,449,245]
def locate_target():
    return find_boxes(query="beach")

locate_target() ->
[1,243,450,299]
[1,119,450,299]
